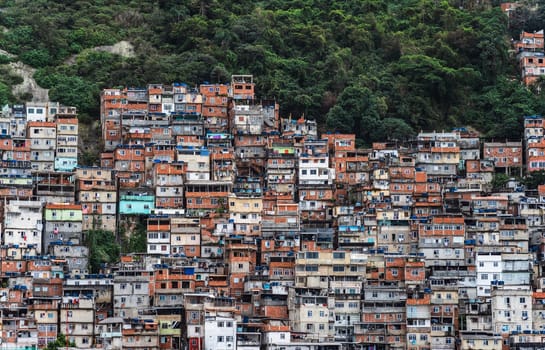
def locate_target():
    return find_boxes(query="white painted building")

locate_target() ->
[204,315,237,350]
[262,329,291,347]
[491,286,532,334]
[177,148,210,182]
[3,199,43,253]
[476,252,502,297]
[298,157,334,185]
[26,101,60,122]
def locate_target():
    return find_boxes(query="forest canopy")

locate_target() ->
[0,0,544,144]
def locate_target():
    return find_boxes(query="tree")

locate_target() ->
[85,228,120,273]
[491,173,510,191]
[375,118,415,142]
[470,77,539,139]
[0,82,11,106]
[47,75,100,116]
[20,48,51,67]
[0,0,543,144]
[121,220,147,254]
[522,170,545,190]
[45,333,75,350]
[326,85,383,143]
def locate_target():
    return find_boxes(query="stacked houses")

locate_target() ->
[2,75,545,350]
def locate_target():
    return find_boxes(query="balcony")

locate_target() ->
[100,331,122,338]
[237,332,261,347]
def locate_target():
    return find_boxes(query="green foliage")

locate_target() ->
[0,66,23,86]
[470,77,543,139]
[45,333,75,350]
[34,71,100,116]
[121,221,147,254]
[0,82,11,106]
[0,55,12,64]
[375,118,415,142]
[20,49,51,67]
[0,66,19,105]
[85,228,120,273]
[0,0,543,144]
[491,173,510,191]
[326,85,384,142]
[80,150,98,166]
[523,170,545,190]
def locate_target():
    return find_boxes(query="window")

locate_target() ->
[333,252,345,259]
[305,252,319,259]
[333,265,344,272]
[307,311,313,317]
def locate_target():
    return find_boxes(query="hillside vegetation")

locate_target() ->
[0,0,545,144]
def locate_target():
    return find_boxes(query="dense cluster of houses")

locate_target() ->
[1,75,545,350]
[502,1,545,86]
[510,21,545,86]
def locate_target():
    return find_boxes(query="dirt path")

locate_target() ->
[9,61,50,101]
[2,40,134,102]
